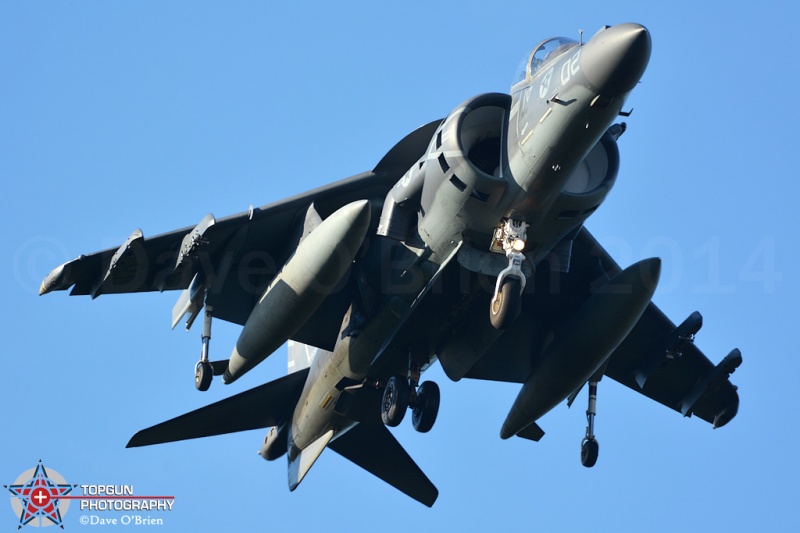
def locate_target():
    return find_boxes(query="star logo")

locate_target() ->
[5,461,76,529]
[538,67,554,99]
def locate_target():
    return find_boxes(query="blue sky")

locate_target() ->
[2,1,797,530]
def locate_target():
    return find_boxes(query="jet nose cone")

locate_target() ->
[580,23,652,95]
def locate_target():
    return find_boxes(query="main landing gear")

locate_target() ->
[490,219,528,330]
[381,366,440,433]
[581,380,600,467]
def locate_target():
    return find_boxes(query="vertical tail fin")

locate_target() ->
[287,340,330,374]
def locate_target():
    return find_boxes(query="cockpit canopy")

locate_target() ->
[511,37,579,91]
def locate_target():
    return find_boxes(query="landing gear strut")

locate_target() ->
[381,364,440,432]
[490,219,528,329]
[194,306,213,391]
[581,380,599,467]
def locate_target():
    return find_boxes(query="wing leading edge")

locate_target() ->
[41,120,444,352]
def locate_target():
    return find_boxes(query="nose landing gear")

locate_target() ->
[490,276,522,330]
[489,219,529,330]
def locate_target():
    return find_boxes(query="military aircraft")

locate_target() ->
[40,23,741,507]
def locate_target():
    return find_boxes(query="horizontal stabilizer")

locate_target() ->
[328,423,438,507]
[127,368,309,448]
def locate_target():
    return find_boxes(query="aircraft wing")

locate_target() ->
[40,120,442,350]
[464,228,741,428]
[576,229,741,427]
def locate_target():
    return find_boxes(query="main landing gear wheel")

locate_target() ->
[195,361,212,391]
[581,438,599,468]
[489,276,522,329]
[381,375,410,427]
[412,381,440,433]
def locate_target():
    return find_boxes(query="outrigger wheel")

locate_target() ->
[581,437,599,468]
[581,379,600,467]
[381,375,410,427]
[195,361,213,391]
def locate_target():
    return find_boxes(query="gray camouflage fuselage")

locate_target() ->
[45,23,740,507]
[286,24,652,456]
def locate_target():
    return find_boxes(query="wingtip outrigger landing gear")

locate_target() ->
[581,379,600,467]
[490,219,528,330]
[194,306,214,391]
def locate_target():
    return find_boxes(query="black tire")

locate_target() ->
[581,438,599,468]
[381,376,410,427]
[489,276,522,329]
[195,362,212,391]
[412,381,440,433]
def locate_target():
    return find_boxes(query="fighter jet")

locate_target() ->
[40,23,740,506]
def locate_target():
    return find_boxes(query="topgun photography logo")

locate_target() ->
[4,460,76,529]
[5,461,174,529]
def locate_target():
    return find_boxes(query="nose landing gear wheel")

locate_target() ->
[412,381,440,433]
[381,376,410,427]
[581,438,599,468]
[489,276,522,329]
[195,361,213,391]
